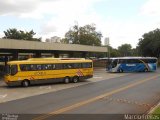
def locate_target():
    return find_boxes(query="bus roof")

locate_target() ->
[28,58,86,61]
[7,58,92,65]
[109,57,157,60]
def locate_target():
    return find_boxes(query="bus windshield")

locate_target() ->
[6,65,18,75]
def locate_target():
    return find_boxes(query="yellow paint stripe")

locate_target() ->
[33,75,160,120]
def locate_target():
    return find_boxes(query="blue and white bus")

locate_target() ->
[107,57,157,72]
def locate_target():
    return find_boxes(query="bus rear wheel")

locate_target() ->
[22,80,30,87]
[64,77,70,84]
[144,68,148,72]
[72,76,79,83]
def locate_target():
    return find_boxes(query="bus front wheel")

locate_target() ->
[64,77,70,84]
[22,80,30,87]
[118,69,123,73]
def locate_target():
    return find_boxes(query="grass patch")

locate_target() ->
[153,107,160,114]
[149,107,160,120]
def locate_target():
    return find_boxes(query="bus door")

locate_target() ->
[110,59,118,72]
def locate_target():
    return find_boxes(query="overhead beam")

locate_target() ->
[0,39,107,53]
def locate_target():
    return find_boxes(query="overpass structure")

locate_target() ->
[0,39,107,61]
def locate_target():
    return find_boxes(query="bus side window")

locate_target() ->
[55,64,62,70]
[127,59,135,63]
[141,59,148,63]
[20,65,27,71]
[119,59,126,64]
[136,59,141,63]
[148,59,157,63]
[82,63,92,68]
[127,59,141,63]
[88,63,92,68]
[30,64,37,71]
[47,64,53,70]
[10,65,18,75]
[42,64,49,70]
[68,64,74,69]
[63,64,74,69]
[37,65,42,70]
[52,64,56,70]
[74,63,81,68]
[20,64,31,71]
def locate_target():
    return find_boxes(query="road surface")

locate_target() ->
[0,69,160,120]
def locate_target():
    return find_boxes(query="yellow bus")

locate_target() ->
[5,58,93,87]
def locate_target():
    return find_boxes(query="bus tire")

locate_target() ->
[72,76,79,83]
[22,80,30,87]
[64,77,70,84]
[118,69,123,73]
[144,68,148,72]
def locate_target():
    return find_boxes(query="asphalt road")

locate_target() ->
[0,68,128,103]
[0,69,160,120]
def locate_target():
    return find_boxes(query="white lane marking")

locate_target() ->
[0,94,7,98]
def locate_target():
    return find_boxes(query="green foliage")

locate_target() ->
[107,44,139,57]
[3,28,41,42]
[118,44,132,56]
[131,48,139,56]
[65,24,102,46]
[60,38,69,44]
[153,107,160,114]
[138,28,160,58]
[109,46,121,57]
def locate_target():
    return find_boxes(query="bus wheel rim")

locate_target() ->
[145,68,148,72]
[73,77,78,83]
[23,81,29,87]
[64,77,69,83]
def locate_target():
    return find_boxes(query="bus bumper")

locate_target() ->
[5,81,22,87]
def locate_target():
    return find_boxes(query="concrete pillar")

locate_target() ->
[54,52,59,58]
[12,52,18,60]
[82,52,87,58]
[69,52,74,58]
[4,56,8,66]
[35,52,41,58]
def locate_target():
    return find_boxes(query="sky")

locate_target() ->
[0,0,160,48]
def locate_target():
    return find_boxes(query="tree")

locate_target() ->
[110,48,121,57]
[118,44,132,56]
[106,46,120,57]
[64,24,102,46]
[132,47,139,56]
[138,28,160,58]
[3,28,41,42]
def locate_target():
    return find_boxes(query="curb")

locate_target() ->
[148,101,160,114]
